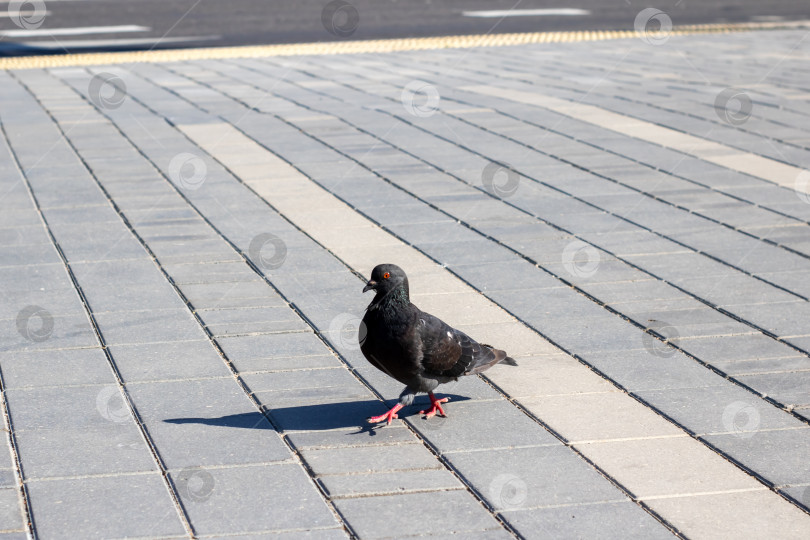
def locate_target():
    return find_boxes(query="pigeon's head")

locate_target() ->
[363,264,409,297]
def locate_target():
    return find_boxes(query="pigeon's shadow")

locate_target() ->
[164,396,471,436]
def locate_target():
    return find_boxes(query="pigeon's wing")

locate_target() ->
[416,311,508,378]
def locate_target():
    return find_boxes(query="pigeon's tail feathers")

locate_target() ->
[467,346,516,375]
[502,356,518,367]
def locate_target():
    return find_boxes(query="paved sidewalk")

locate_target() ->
[1,28,810,539]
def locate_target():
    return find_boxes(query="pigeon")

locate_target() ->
[360,263,517,425]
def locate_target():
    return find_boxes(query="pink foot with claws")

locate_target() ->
[368,403,403,425]
[420,392,449,419]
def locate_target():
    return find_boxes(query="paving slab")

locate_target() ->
[169,463,340,536]
[3,27,810,539]
[26,473,186,539]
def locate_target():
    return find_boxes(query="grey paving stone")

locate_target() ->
[6,385,132,431]
[170,463,339,535]
[89,279,194,311]
[199,529,349,540]
[287,426,415,450]
[779,485,810,511]
[407,399,558,453]
[162,261,263,284]
[0,470,15,489]
[26,473,186,539]
[0,287,88,321]
[70,259,166,284]
[0,312,97,353]
[711,356,810,376]
[302,443,442,476]
[202,314,309,336]
[109,340,232,382]
[580,347,727,391]
[265,398,405,432]
[126,378,292,468]
[94,309,207,345]
[179,280,285,309]
[253,384,374,410]
[15,424,156,478]
[241,367,362,394]
[49,222,149,262]
[0,243,64,267]
[671,333,805,364]
[702,428,810,486]
[502,501,675,540]
[333,490,503,538]
[636,386,804,435]
[448,446,627,511]
[0,264,74,292]
[0,347,111,388]
[0,488,23,532]
[786,335,810,353]
[0,225,50,247]
[230,352,342,374]
[216,331,328,363]
[735,371,810,407]
[319,468,462,498]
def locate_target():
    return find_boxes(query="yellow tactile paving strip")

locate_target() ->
[2,20,809,70]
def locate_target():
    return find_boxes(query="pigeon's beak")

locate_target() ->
[363,280,377,293]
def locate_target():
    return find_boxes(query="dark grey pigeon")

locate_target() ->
[360,263,517,424]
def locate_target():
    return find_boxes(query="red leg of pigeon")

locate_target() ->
[420,392,449,418]
[368,403,403,425]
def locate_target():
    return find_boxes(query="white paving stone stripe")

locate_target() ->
[461,85,809,195]
[174,119,810,538]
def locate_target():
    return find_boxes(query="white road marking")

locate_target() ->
[462,8,590,18]
[0,24,149,37]
[0,11,52,18]
[7,35,221,48]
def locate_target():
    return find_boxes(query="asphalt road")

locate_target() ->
[0,0,809,56]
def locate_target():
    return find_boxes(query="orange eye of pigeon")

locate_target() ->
[383,272,390,279]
